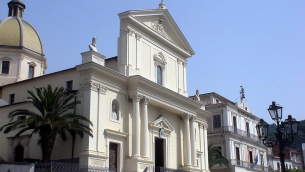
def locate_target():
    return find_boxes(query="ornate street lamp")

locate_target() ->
[256,101,299,172]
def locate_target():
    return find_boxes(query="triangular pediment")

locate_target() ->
[119,9,195,57]
[150,115,174,132]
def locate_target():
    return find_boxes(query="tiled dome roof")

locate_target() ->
[0,17,43,55]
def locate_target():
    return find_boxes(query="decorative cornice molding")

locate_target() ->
[80,80,108,94]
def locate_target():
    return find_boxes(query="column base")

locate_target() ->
[125,158,154,172]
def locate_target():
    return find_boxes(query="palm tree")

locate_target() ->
[208,143,230,169]
[0,85,93,162]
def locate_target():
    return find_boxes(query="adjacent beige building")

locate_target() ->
[0,1,212,171]
[190,91,269,172]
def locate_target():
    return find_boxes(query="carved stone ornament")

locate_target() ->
[80,81,108,94]
[154,52,167,69]
[159,127,165,137]
[151,19,169,39]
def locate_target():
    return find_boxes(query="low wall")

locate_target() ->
[0,162,34,172]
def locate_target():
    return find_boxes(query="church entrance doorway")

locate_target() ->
[109,143,118,171]
[155,137,165,167]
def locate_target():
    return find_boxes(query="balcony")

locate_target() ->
[209,126,261,142]
[231,159,270,171]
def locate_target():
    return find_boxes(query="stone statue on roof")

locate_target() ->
[240,86,245,99]
[89,36,97,52]
[195,89,200,101]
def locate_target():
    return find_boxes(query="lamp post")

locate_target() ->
[256,101,299,172]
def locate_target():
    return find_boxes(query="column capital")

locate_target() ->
[141,96,150,105]
[183,114,192,120]
[182,61,187,67]
[126,27,135,36]
[199,122,208,129]
[135,33,142,40]
[190,116,197,122]
[130,94,143,102]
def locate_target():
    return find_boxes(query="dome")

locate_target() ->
[0,0,43,55]
[0,17,43,55]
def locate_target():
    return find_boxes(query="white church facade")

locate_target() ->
[0,1,212,172]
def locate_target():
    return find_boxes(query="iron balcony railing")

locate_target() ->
[144,166,188,172]
[231,159,270,171]
[222,126,261,142]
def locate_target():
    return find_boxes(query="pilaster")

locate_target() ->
[190,116,197,167]
[183,114,192,167]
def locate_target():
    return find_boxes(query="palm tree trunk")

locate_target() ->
[41,133,56,162]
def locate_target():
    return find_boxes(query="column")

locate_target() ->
[190,116,197,167]
[141,96,150,158]
[203,123,209,170]
[199,123,205,169]
[131,94,142,157]
[183,114,192,167]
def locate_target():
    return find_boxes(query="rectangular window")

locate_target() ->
[233,116,237,128]
[9,94,15,104]
[236,147,240,160]
[66,80,73,92]
[1,61,10,74]
[246,122,249,133]
[157,65,162,85]
[249,151,253,163]
[261,154,264,166]
[28,65,34,78]
[277,162,280,170]
[213,115,221,128]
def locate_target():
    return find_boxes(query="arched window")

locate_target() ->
[157,65,162,85]
[14,145,24,162]
[111,99,119,120]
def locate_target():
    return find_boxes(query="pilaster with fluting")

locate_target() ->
[141,96,150,158]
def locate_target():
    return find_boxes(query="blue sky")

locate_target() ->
[1,0,304,124]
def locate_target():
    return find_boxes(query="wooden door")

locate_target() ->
[109,143,117,170]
